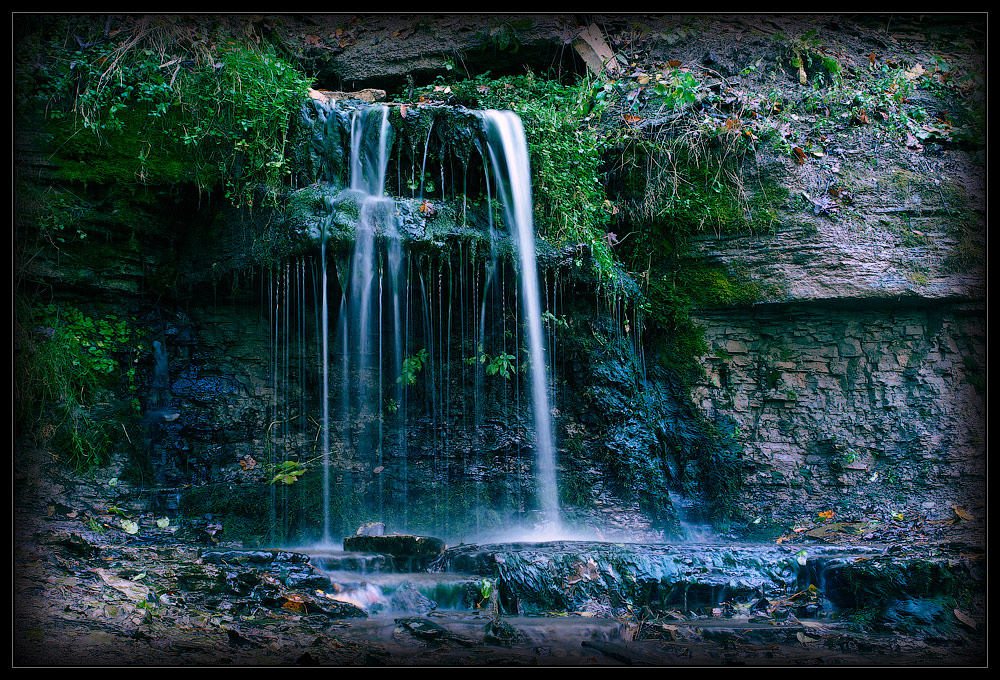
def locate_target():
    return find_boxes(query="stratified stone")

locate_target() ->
[343,534,446,566]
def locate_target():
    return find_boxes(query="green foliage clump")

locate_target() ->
[398,348,429,386]
[16,15,311,208]
[15,299,145,471]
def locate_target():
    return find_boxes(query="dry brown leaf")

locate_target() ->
[954,609,976,630]
[904,63,925,80]
[953,505,974,521]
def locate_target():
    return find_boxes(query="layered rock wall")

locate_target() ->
[691,301,985,524]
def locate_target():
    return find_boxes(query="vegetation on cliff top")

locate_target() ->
[16,15,310,209]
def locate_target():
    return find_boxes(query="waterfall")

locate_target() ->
[303,101,562,542]
[482,110,561,534]
[320,104,403,544]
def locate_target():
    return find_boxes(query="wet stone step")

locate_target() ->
[309,551,392,574]
[342,535,447,572]
[431,541,907,616]
[199,549,311,566]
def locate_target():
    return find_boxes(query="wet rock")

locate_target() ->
[355,522,386,536]
[227,628,263,648]
[178,519,224,545]
[200,549,311,566]
[284,568,333,592]
[40,530,99,557]
[297,593,367,620]
[201,550,274,565]
[386,581,436,614]
[436,541,917,617]
[881,598,955,636]
[343,534,446,569]
[484,618,524,646]
[308,87,386,103]
[395,617,478,647]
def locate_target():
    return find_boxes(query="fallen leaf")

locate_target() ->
[818,510,835,520]
[793,147,807,165]
[954,609,976,630]
[953,505,974,521]
[96,568,150,601]
[904,63,925,80]
[667,60,682,67]
[797,632,819,644]
[623,114,641,124]
[399,105,407,118]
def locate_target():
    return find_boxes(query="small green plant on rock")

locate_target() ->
[485,352,516,380]
[398,348,429,386]
[16,299,145,471]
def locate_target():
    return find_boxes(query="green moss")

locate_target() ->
[18,16,310,209]
[943,211,985,273]
[961,356,986,394]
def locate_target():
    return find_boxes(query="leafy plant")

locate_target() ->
[16,15,310,208]
[15,298,145,471]
[398,348,429,386]
[270,460,307,485]
[651,69,699,108]
[542,311,569,330]
[485,352,516,380]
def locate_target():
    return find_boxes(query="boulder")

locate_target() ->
[343,534,446,570]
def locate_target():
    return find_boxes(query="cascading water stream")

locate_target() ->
[481,110,561,534]
[319,104,403,544]
[304,101,564,542]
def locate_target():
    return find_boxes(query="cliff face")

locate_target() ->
[14,14,985,542]
[691,302,984,526]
